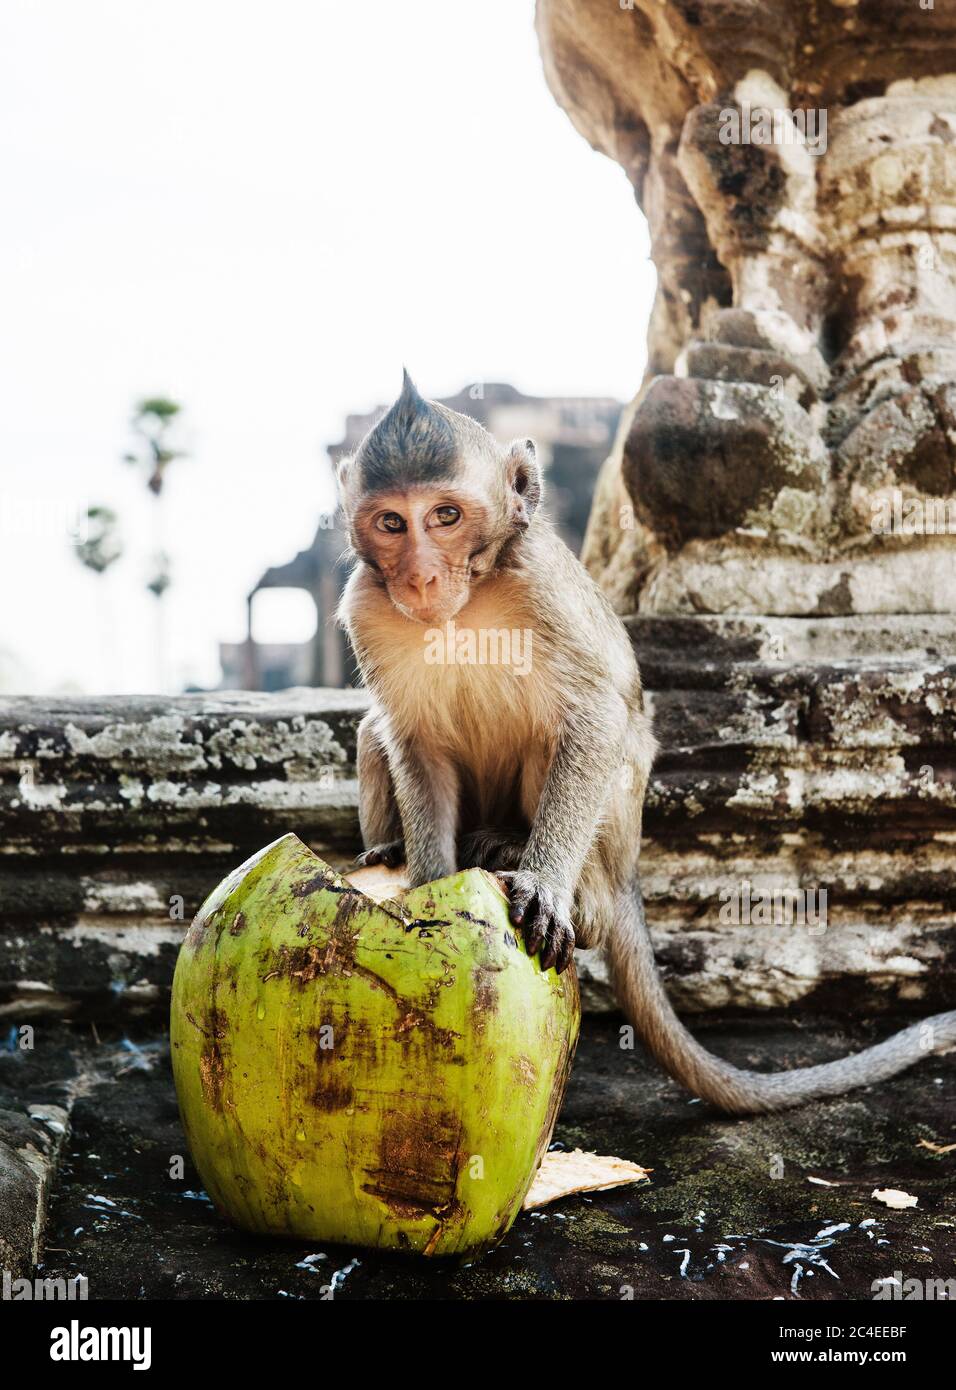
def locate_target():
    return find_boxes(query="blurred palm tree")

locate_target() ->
[72,505,123,689]
[69,398,189,692]
[123,397,187,690]
[75,505,123,574]
[123,397,186,496]
[146,551,172,599]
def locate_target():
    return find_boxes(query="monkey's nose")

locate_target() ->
[407,572,438,605]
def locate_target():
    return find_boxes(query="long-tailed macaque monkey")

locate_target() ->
[336,372,956,1114]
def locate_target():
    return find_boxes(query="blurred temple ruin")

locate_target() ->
[220,382,620,690]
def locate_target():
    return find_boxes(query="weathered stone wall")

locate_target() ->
[0,1101,68,1278]
[537,0,956,616]
[3,639,954,1020]
[0,691,363,1018]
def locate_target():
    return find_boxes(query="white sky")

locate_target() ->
[0,0,653,695]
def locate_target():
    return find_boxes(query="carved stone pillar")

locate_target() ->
[536,0,956,1011]
[538,0,956,616]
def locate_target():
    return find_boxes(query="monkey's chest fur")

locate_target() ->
[357,596,560,828]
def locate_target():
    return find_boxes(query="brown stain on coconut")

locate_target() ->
[471,966,500,1034]
[306,1016,369,1113]
[197,1007,230,1112]
[259,892,364,985]
[310,1070,355,1113]
[361,1108,465,1228]
[291,871,350,898]
[511,1053,539,1091]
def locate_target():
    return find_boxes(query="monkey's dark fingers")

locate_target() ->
[495,870,536,927]
[522,882,558,960]
[496,872,573,974]
[535,894,572,973]
[524,901,549,960]
[549,919,576,975]
[355,840,405,869]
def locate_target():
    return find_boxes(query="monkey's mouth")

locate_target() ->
[392,595,469,626]
[396,605,453,627]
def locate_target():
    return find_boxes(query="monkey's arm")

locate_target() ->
[386,735,459,888]
[500,692,628,973]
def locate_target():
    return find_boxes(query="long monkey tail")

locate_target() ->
[607,879,956,1115]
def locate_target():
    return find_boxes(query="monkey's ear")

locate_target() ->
[504,438,542,530]
[335,455,353,494]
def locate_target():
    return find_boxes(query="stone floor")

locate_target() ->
[2,1013,954,1300]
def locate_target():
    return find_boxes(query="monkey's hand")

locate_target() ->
[494,871,575,975]
[355,839,405,869]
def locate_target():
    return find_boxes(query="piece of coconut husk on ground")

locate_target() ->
[523,1149,651,1209]
[872,1187,918,1209]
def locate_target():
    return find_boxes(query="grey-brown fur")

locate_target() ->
[338,376,956,1114]
[354,369,458,494]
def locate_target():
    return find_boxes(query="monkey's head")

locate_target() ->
[336,371,542,624]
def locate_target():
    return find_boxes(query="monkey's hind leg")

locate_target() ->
[355,709,404,867]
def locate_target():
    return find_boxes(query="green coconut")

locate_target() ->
[170,832,580,1258]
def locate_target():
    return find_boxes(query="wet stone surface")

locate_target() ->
[2,1016,954,1300]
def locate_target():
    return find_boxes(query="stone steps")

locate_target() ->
[1,617,954,1019]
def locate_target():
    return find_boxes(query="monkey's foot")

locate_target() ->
[355,839,405,869]
[495,871,575,975]
[458,829,526,872]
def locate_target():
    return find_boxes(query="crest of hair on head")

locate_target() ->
[354,369,459,494]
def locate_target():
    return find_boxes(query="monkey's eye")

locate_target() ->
[376,512,406,533]
[431,505,461,527]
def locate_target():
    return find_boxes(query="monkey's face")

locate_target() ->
[337,372,542,622]
[352,486,497,624]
